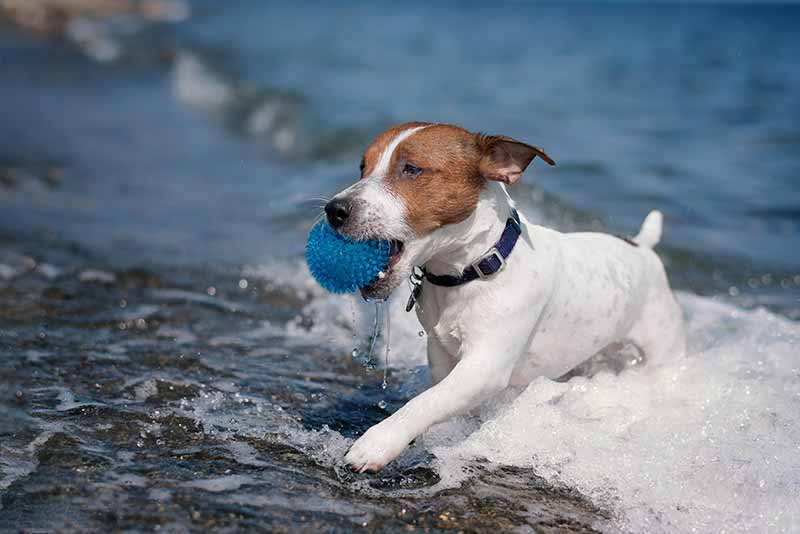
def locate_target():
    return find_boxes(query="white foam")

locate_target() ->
[283,424,353,467]
[256,262,800,533]
[148,488,172,502]
[0,263,18,280]
[181,474,255,493]
[78,269,117,284]
[225,442,270,468]
[425,293,800,533]
[155,326,197,344]
[244,260,427,365]
[110,472,149,488]
[172,51,235,113]
[55,389,105,412]
[130,379,157,402]
[150,289,246,313]
[0,422,64,495]
[35,263,61,279]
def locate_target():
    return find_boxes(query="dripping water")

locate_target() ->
[349,298,390,409]
[363,301,381,370]
[373,299,392,410]
[382,305,390,391]
[349,297,358,358]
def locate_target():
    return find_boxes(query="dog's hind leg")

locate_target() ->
[626,211,686,364]
[627,286,686,366]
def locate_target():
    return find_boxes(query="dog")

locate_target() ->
[324,122,686,472]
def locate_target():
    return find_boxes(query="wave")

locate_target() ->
[2,244,796,531]
[237,262,800,533]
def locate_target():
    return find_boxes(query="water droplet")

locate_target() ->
[349,298,358,356]
[364,302,380,362]
[418,330,425,337]
[206,286,217,296]
[377,400,387,410]
[351,348,359,358]
[383,304,391,389]
[381,380,388,390]
[238,278,248,289]
[377,271,386,279]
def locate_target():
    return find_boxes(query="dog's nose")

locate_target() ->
[325,198,351,229]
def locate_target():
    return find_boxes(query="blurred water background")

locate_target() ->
[0,1,798,532]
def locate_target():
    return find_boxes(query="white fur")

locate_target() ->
[344,181,686,472]
[372,125,429,181]
[634,209,662,248]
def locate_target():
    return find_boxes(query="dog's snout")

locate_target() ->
[325,198,352,229]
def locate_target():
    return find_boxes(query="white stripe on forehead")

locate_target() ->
[329,125,429,240]
[369,125,429,179]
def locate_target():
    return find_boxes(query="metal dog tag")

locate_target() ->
[405,266,425,312]
[405,284,422,312]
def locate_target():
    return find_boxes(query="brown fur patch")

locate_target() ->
[360,122,431,179]
[385,124,484,235]
[358,122,552,237]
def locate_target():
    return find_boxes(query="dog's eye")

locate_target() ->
[402,163,422,178]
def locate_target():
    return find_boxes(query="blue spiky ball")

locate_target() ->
[305,220,391,294]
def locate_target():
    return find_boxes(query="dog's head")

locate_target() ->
[325,122,554,300]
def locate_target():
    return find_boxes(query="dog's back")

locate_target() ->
[509,210,684,382]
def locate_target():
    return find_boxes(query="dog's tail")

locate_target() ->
[633,210,663,248]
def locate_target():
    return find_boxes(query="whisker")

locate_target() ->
[307,197,331,208]
[305,196,333,210]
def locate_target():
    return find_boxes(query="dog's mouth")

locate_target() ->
[360,239,404,300]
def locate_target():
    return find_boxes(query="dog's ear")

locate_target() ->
[476,134,555,185]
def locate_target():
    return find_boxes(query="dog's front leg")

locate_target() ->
[344,348,518,472]
[427,336,456,385]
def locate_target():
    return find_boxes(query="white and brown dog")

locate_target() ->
[324,122,686,472]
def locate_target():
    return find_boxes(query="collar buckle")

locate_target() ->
[471,247,505,279]
[423,209,520,288]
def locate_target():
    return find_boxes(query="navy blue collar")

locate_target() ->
[405,209,522,312]
[424,208,521,287]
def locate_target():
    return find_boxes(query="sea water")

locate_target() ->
[0,1,798,532]
[253,265,800,532]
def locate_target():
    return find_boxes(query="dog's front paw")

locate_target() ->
[344,423,410,473]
